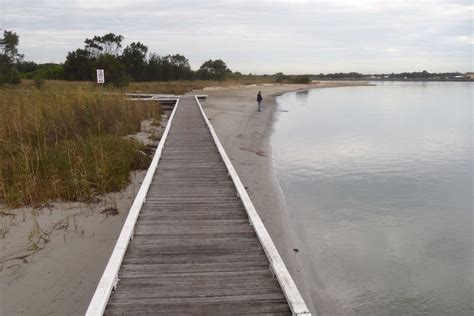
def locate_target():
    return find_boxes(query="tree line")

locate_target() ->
[312,71,468,80]
[0,30,23,84]
[1,31,233,86]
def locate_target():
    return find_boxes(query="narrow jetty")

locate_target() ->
[87,95,310,315]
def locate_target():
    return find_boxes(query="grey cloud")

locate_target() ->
[1,0,472,73]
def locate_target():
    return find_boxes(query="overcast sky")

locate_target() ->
[1,0,472,74]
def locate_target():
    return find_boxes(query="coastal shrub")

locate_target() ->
[274,72,290,83]
[293,75,311,84]
[33,75,45,89]
[95,54,130,87]
[0,86,160,207]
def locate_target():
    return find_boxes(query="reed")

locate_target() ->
[126,81,213,94]
[0,77,276,207]
[0,84,160,207]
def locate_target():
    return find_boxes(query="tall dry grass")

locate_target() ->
[0,77,276,207]
[6,77,275,95]
[125,78,275,94]
[0,85,160,207]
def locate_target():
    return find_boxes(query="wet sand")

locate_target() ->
[0,175,145,315]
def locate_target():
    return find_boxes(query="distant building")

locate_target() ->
[465,72,474,79]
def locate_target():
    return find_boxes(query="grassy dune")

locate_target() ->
[7,78,275,94]
[0,84,160,207]
[0,78,274,207]
[124,78,275,94]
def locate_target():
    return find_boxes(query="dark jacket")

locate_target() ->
[257,93,263,102]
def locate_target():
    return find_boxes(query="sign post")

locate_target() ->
[96,69,105,87]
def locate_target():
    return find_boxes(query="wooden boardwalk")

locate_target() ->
[88,95,310,316]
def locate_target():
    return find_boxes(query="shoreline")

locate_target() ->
[199,81,368,314]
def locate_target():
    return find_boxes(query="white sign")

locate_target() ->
[96,69,105,84]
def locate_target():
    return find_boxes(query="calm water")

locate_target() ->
[272,82,473,315]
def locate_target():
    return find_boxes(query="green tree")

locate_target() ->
[37,64,64,80]
[145,53,164,81]
[197,59,230,81]
[63,49,95,81]
[0,30,22,84]
[0,55,20,84]
[95,54,129,87]
[293,75,311,84]
[168,54,192,80]
[274,72,289,83]
[64,33,125,81]
[158,55,175,80]
[121,42,148,81]
[144,53,192,81]
[17,61,38,74]
[85,33,124,57]
[2,30,22,61]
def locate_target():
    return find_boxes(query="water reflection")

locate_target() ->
[272,82,473,315]
[295,89,309,100]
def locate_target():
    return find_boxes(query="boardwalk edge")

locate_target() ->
[194,95,312,316]
[85,98,181,316]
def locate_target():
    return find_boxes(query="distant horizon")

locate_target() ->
[2,0,472,74]
[11,43,474,75]
[13,54,473,76]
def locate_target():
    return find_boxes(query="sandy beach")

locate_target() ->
[0,81,365,315]
[0,173,145,315]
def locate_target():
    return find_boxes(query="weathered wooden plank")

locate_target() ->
[105,299,291,315]
[137,211,247,221]
[140,203,244,211]
[139,211,246,219]
[117,269,276,283]
[156,170,230,175]
[135,219,249,226]
[148,187,236,193]
[150,178,233,183]
[156,166,228,170]
[134,223,254,235]
[108,293,285,304]
[119,261,270,275]
[146,196,240,202]
[121,251,269,265]
[157,166,228,171]
[142,204,244,210]
[147,186,235,191]
[126,236,264,252]
[144,198,241,204]
[149,188,236,193]
[146,193,238,199]
[152,173,231,178]
[159,159,225,163]
[109,277,281,298]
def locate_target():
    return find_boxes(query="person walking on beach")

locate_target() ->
[257,91,263,112]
